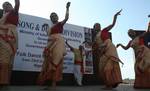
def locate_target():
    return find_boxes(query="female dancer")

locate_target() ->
[94,10,123,89]
[38,2,70,89]
[0,0,20,87]
[117,26,150,88]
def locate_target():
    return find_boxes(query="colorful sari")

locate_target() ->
[0,24,17,85]
[38,22,66,85]
[130,37,150,88]
[99,29,122,88]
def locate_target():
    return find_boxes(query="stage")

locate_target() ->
[0,84,149,91]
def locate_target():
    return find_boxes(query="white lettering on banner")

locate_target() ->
[13,13,93,74]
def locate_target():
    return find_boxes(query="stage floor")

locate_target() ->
[0,84,149,91]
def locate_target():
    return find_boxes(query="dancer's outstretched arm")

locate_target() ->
[61,2,71,25]
[103,9,122,31]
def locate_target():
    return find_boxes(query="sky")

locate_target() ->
[1,0,150,79]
